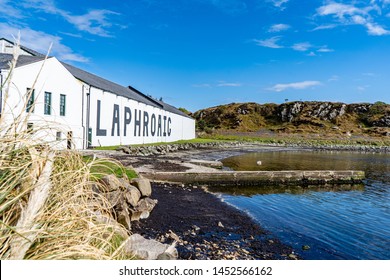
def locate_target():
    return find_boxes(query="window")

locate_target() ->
[60,94,66,116]
[44,92,51,115]
[26,88,35,113]
[27,123,33,133]
[56,131,62,141]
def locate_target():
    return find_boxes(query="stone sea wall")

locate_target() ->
[116,141,390,156]
[116,142,245,156]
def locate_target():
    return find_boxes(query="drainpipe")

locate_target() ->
[86,85,91,148]
[81,85,85,149]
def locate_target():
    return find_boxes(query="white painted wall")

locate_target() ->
[1,57,84,149]
[87,87,195,147]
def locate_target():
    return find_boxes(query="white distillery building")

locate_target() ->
[0,38,195,149]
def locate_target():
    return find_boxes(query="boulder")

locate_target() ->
[117,208,131,230]
[103,190,122,207]
[118,177,132,188]
[100,174,121,191]
[129,209,143,221]
[131,178,152,197]
[136,198,158,213]
[124,185,141,207]
[125,234,177,260]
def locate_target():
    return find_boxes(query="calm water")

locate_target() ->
[217,150,390,259]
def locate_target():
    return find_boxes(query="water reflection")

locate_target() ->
[207,184,365,197]
[215,150,390,259]
[222,150,390,179]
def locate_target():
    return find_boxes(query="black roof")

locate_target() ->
[0,39,191,119]
[0,54,46,69]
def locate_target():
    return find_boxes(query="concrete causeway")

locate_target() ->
[140,170,365,186]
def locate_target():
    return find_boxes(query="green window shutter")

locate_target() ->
[44,92,51,115]
[60,94,66,116]
[26,88,35,113]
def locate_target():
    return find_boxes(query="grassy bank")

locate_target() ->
[92,133,389,152]
[93,138,230,151]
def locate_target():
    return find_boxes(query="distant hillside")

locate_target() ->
[193,101,390,137]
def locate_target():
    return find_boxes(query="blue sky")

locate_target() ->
[1,0,390,111]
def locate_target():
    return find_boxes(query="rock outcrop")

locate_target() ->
[193,101,390,136]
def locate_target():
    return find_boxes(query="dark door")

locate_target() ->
[67,131,73,149]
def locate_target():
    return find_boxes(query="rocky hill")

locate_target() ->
[192,101,390,137]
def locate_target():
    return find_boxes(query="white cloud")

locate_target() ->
[0,0,24,19]
[316,1,389,36]
[254,36,284,48]
[312,24,338,31]
[268,23,291,32]
[317,3,365,19]
[357,85,370,91]
[217,81,242,87]
[192,83,212,88]
[292,42,312,51]
[365,22,390,35]
[63,10,120,38]
[192,81,242,88]
[317,46,334,52]
[268,80,322,92]
[0,23,88,63]
[272,0,289,10]
[21,0,121,37]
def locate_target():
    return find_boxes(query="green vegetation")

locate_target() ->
[83,156,138,180]
[93,138,230,151]
[178,107,192,115]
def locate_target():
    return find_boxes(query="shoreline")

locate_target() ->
[131,182,299,260]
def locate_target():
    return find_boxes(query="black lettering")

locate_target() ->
[167,117,172,136]
[163,116,167,136]
[143,111,149,137]
[151,114,156,136]
[96,100,107,136]
[111,104,120,136]
[157,115,162,137]
[134,109,141,137]
[124,106,132,136]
